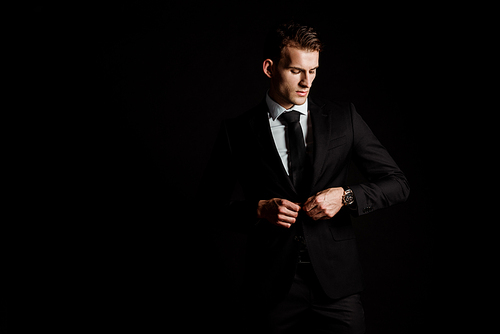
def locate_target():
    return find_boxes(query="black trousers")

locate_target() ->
[266,263,365,334]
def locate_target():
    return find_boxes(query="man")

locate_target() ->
[201,22,410,333]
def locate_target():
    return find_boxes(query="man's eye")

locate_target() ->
[291,70,300,74]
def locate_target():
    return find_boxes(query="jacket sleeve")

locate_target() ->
[348,103,410,216]
[198,121,259,233]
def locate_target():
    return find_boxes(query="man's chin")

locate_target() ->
[290,95,308,106]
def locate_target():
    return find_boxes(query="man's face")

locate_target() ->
[267,46,319,109]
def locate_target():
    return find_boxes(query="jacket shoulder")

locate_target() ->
[311,97,352,114]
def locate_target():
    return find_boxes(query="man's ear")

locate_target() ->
[263,59,273,78]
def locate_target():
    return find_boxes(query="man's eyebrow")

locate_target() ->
[287,66,319,71]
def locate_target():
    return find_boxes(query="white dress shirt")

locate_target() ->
[265,93,313,175]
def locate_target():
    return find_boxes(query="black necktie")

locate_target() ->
[279,111,311,263]
[278,111,307,193]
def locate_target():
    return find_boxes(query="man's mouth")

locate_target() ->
[296,91,308,97]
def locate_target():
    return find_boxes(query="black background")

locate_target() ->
[32,2,445,333]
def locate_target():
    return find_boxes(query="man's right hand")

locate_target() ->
[256,198,301,228]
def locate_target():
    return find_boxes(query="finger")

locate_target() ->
[305,197,323,214]
[303,196,312,205]
[275,221,292,228]
[279,206,299,218]
[277,214,296,224]
[282,200,301,212]
[303,196,315,211]
[306,206,322,218]
[307,206,327,220]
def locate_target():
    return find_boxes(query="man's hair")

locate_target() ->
[263,21,323,63]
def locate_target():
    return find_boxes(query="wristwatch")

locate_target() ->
[342,187,355,206]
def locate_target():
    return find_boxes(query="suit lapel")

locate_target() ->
[249,100,297,197]
[309,98,331,191]
[247,98,338,200]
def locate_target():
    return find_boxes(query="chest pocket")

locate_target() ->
[327,135,347,150]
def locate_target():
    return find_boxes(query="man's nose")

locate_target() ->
[300,73,312,88]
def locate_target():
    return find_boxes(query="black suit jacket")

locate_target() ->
[201,97,409,302]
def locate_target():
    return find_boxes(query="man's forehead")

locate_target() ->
[280,46,319,67]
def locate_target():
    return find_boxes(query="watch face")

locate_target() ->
[344,190,354,205]
[345,193,354,204]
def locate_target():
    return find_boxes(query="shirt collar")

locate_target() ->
[265,91,308,121]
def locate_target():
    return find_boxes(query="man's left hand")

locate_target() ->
[303,187,344,220]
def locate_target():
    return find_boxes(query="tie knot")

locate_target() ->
[278,111,301,124]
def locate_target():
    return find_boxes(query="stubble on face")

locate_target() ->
[269,46,319,109]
